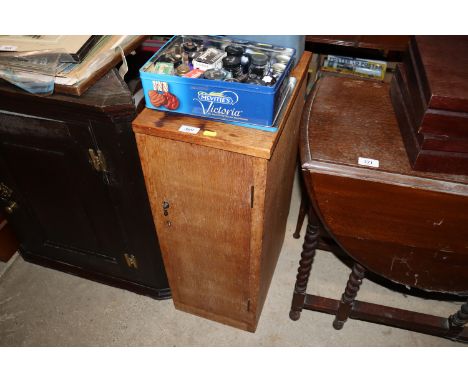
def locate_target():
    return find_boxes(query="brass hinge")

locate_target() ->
[0,182,13,201]
[124,253,138,269]
[88,149,107,172]
[0,183,18,214]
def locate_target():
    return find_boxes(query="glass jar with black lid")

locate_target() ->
[249,53,269,77]
[225,45,244,57]
[183,38,199,66]
[226,45,251,74]
[222,55,243,78]
[203,68,228,81]
[245,73,263,85]
[183,39,197,54]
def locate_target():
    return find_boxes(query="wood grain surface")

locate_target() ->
[253,71,308,323]
[136,134,254,328]
[394,63,468,152]
[303,75,468,185]
[0,69,134,123]
[391,70,468,175]
[134,52,311,331]
[416,134,468,154]
[309,172,468,293]
[399,53,468,141]
[302,75,468,294]
[412,36,468,113]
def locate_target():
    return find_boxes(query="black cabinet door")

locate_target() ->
[0,111,138,281]
[89,118,169,289]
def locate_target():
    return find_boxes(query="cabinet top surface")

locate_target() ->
[302,75,468,193]
[0,69,133,111]
[132,52,312,160]
[414,35,468,112]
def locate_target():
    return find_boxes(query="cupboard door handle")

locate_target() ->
[5,201,18,214]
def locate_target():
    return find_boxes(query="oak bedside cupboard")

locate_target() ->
[133,52,311,332]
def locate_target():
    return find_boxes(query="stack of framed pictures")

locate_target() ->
[0,35,100,63]
[0,35,146,96]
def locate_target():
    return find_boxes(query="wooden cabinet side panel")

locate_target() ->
[135,133,254,325]
[248,159,267,328]
[255,75,308,320]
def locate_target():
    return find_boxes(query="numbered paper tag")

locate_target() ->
[179,125,200,134]
[358,157,379,168]
[0,45,17,51]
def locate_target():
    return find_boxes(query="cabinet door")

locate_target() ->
[137,134,253,324]
[0,112,133,279]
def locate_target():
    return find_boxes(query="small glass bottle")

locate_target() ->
[275,54,291,65]
[183,38,198,67]
[225,45,244,57]
[261,75,276,86]
[183,39,197,54]
[203,68,228,81]
[249,53,269,77]
[176,64,190,76]
[245,73,263,85]
[225,45,251,74]
[271,63,286,78]
[222,56,243,79]
[172,44,183,56]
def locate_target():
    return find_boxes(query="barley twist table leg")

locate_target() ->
[293,194,308,239]
[332,262,366,330]
[289,213,319,321]
[446,299,468,339]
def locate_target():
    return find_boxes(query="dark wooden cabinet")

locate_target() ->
[0,69,169,298]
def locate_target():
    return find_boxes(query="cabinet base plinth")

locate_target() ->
[21,250,172,300]
[174,301,257,333]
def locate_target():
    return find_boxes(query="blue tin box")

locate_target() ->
[139,35,295,131]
